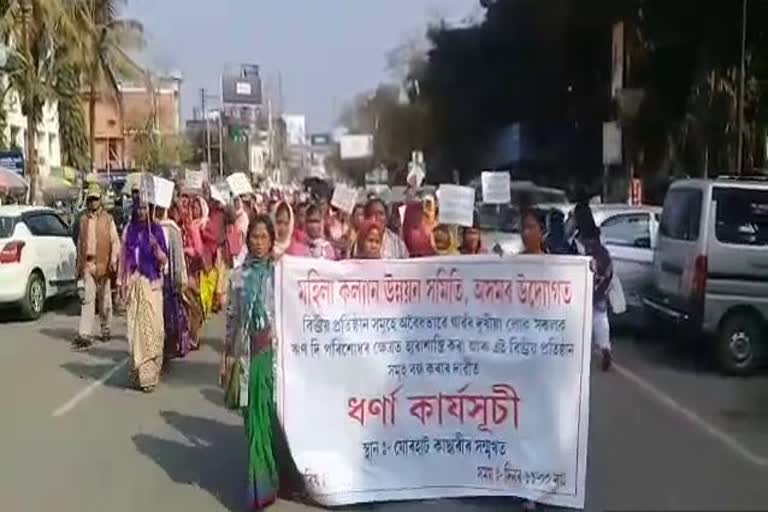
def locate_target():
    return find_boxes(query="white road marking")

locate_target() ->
[614,362,768,468]
[52,357,129,417]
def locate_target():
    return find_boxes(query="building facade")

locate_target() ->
[2,87,61,178]
[83,74,182,172]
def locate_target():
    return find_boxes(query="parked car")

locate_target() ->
[576,204,662,318]
[0,206,78,319]
[644,177,768,374]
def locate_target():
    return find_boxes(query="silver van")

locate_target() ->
[644,178,768,374]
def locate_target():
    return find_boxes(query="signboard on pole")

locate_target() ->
[602,122,622,165]
[340,135,374,160]
[437,184,475,227]
[275,255,593,509]
[481,171,512,204]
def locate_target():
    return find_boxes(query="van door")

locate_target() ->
[653,187,704,314]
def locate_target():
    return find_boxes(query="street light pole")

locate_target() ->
[736,0,748,175]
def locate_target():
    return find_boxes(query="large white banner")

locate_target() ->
[275,255,593,509]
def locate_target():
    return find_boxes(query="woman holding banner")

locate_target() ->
[355,219,384,259]
[432,223,460,256]
[364,198,409,259]
[287,204,336,259]
[122,200,168,392]
[221,215,279,510]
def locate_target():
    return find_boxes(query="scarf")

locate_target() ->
[241,256,272,336]
[402,203,435,257]
[272,201,295,258]
[124,221,167,281]
[432,226,459,256]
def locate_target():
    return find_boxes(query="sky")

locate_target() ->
[123,0,478,133]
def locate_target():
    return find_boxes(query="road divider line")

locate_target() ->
[614,362,768,468]
[52,357,129,418]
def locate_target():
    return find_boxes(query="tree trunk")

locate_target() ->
[89,70,97,173]
[26,113,37,204]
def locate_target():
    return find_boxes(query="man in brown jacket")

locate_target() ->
[74,184,121,349]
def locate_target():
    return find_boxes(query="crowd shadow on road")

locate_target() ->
[59,347,129,389]
[132,410,247,511]
[162,360,221,389]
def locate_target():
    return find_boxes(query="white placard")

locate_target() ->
[210,183,231,205]
[436,184,475,227]
[275,255,593,509]
[226,172,254,197]
[140,174,175,209]
[185,169,205,190]
[331,184,358,214]
[481,171,511,204]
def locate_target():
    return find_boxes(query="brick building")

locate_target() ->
[83,69,182,172]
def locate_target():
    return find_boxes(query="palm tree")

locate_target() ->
[0,0,82,201]
[82,0,143,172]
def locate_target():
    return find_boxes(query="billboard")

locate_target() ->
[222,67,262,105]
[283,115,307,146]
[340,134,374,160]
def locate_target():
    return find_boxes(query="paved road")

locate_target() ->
[2,301,768,512]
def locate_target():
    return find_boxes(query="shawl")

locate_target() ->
[123,220,168,281]
[224,256,274,360]
[272,201,295,258]
[159,218,188,286]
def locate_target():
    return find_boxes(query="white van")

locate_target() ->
[644,177,768,374]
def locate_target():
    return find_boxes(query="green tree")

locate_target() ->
[0,0,82,200]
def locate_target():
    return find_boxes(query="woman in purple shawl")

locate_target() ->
[121,201,168,392]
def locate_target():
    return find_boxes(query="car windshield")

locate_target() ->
[0,216,16,238]
[477,204,520,233]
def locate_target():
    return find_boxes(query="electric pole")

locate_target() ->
[201,88,212,171]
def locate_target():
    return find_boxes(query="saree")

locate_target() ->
[161,221,191,359]
[224,258,278,509]
[127,275,165,390]
[200,267,219,319]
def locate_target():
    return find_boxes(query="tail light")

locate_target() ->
[0,241,25,264]
[691,254,708,301]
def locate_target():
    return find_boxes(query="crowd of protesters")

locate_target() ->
[72,179,614,509]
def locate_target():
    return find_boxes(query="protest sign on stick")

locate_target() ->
[481,171,512,204]
[226,172,254,197]
[275,255,593,509]
[331,184,359,214]
[436,184,475,227]
[140,174,175,209]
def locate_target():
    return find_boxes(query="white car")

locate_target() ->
[0,206,78,319]
[569,204,662,313]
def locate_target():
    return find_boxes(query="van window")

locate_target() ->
[660,188,702,241]
[714,187,768,246]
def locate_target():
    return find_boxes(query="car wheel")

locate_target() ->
[716,312,763,376]
[20,271,46,321]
